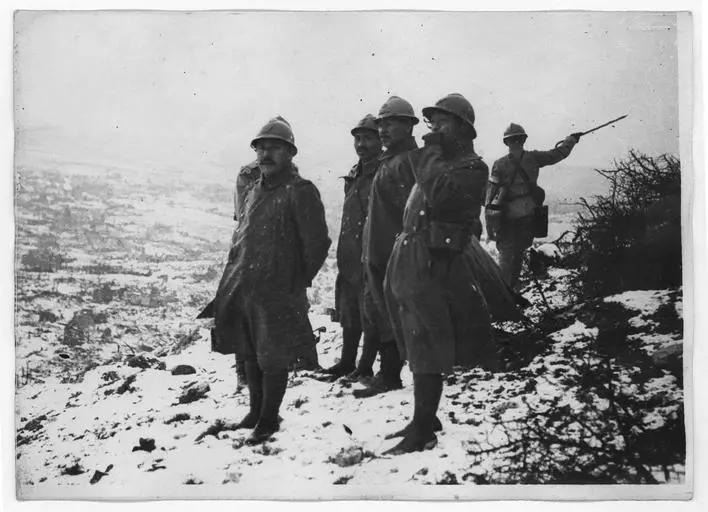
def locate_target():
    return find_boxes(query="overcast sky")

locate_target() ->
[14,10,681,190]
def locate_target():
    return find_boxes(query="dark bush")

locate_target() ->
[21,246,70,272]
[572,151,681,297]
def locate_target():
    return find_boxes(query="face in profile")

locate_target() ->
[377,117,413,149]
[353,130,382,162]
[255,139,294,177]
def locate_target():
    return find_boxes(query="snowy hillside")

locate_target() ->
[14,162,685,499]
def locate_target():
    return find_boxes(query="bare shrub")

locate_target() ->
[570,151,681,297]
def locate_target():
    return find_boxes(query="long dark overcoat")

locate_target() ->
[213,165,330,370]
[385,144,498,374]
[361,136,418,340]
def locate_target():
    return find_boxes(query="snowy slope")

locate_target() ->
[14,163,686,499]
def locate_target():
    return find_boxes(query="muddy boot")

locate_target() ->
[246,370,288,445]
[383,373,442,455]
[384,415,443,440]
[235,360,263,429]
[322,326,360,378]
[344,367,374,384]
[353,342,403,398]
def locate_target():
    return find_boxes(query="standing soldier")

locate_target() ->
[213,116,331,445]
[354,96,419,398]
[487,124,578,289]
[322,115,383,381]
[384,93,494,454]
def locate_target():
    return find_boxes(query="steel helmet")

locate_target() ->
[503,123,527,141]
[351,114,379,136]
[250,116,297,155]
[422,93,477,139]
[376,96,419,125]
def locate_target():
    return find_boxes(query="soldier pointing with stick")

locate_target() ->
[485,115,627,290]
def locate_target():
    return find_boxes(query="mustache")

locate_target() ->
[259,159,276,165]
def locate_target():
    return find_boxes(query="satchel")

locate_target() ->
[513,156,549,239]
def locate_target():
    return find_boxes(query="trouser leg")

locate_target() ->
[352,340,403,398]
[323,325,360,377]
[356,329,378,375]
[235,355,247,391]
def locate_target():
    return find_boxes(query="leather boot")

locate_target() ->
[246,370,288,445]
[383,373,442,455]
[322,325,360,378]
[352,342,403,398]
[235,360,262,429]
[384,415,443,440]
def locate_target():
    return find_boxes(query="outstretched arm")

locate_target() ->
[534,135,578,167]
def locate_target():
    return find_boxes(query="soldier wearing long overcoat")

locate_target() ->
[354,96,420,399]
[383,94,496,454]
[322,115,383,381]
[213,116,330,445]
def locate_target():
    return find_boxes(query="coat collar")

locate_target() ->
[359,157,379,176]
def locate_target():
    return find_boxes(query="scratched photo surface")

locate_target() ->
[13,10,691,500]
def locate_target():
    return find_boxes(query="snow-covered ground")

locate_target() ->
[14,164,686,499]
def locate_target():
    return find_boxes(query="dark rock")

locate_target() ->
[101,371,119,382]
[164,413,191,425]
[330,446,364,467]
[89,470,107,484]
[178,382,210,404]
[22,414,48,432]
[436,471,459,484]
[126,355,165,370]
[60,462,85,476]
[131,437,156,453]
[115,374,137,394]
[38,310,59,323]
[194,419,237,442]
[171,364,196,376]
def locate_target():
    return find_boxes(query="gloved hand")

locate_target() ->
[567,133,582,144]
[422,131,445,147]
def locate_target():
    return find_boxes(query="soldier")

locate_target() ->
[322,115,383,381]
[354,96,419,399]
[384,93,494,454]
[487,124,578,289]
[212,116,331,445]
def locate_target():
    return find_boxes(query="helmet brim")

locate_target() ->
[350,127,380,137]
[422,106,477,139]
[375,114,420,126]
[250,136,298,156]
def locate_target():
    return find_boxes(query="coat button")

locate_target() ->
[445,238,451,244]
[419,210,425,216]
